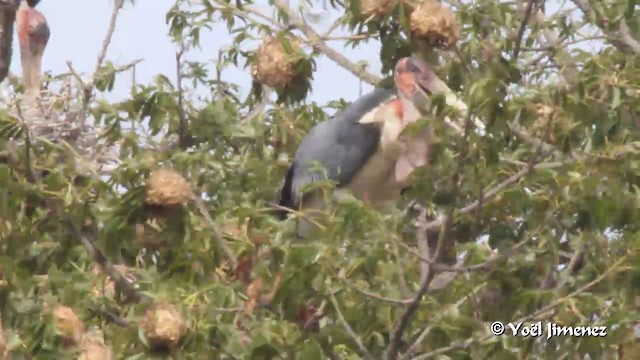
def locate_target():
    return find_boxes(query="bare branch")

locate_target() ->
[66,218,152,304]
[422,159,567,233]
[61,59,142,80]
[88,306,131,327]
[530,6,580,86]
[341,279,413,306]
[175,44,190,150]
[397,235,531,273]
[191,194,238,269]
[80,0,125,115]
[400,283,488,358]
[571,0,640,56]
[385,263,436,360]
[330,295,375,360]
[513,0,535,61]
[272,0,381,85]
[94,0,125,77]
[416,206,430,284]
[553,244,585,292]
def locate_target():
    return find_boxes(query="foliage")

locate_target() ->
[1,0,640,358]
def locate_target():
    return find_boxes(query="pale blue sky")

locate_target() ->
[17,0,382,104]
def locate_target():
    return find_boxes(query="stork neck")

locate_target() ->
[399,97,422,124]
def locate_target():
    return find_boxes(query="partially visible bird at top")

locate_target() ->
[276,56,454,237]
[16,0,49,101]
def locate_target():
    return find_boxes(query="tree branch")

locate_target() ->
[272,0,381,85]
[88,305,131,327]
[397,235,531,273]
[513,0,536,62]
[330,294,374,360]
[175,44,190,150]
[416,205,430,284]
[400,282,488,358]
[421,158,567,233]
[341,279,413,306]
[80,0,125,116]
[385,259,437,359]
[65,218,151,304]
[93,0,125,76]
[571,0,640,56]
[530,6,580,86]
[191,194,238,269]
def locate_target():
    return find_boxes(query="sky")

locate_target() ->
[15,0,382,105]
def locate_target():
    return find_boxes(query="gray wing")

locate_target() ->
[278,88,396,210]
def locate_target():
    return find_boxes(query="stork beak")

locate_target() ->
[394,57,448,99]
[394,57,471,115]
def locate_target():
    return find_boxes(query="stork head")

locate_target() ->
[393,57,449,111]
[17,0,49,96]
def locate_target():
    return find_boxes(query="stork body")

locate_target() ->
[278,57,448,237]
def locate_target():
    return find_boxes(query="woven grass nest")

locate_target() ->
[410,0,460,49]
[360,0,397,18]
[144,169,191,208]
[51,305,84,346]
[253,36,303,88]
[78,330,114,360]
[141,302,187,352]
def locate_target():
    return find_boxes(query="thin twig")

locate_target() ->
[553,245,585,292]
[385,265,436,359]
[513,0,535,61]
[416,205,430,283]
[65,61,86,89]
[94,0,125,77]
[80,0,125,116]
[421,159,567,233]
[342,279,412,306]
[397,235,531,273]
[400,283,488,358]
[89,305,131,327]
[530,6,579,86]
[321,17,343,37]
[66,218,151,304]
[58,59,141,79]
[175,44,190,150]
[272,0,381,85]
[330,294,374,360]
[191,194,238,269]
